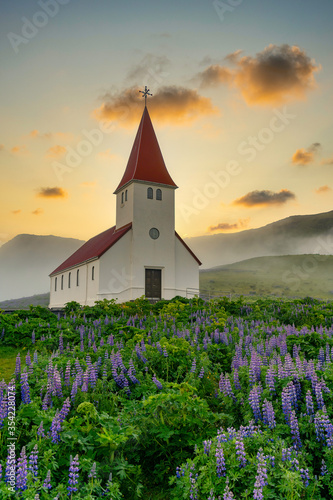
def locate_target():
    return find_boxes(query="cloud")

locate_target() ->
[208,218,250,233]
[11,145,28,154]
[97,149,118,161]
[233,189,296,207]
[37,187,67,199]
[0,144,4,151]
[126,54,171,83]
[315,185,331,194]
[196,44,321,105]
[46,145,67,159]
[32,208,43,215]
[292,143,321,165]
[321,156,333,166]
[11,209,21,215]
[30,130,74,141]
[93,85,218,126]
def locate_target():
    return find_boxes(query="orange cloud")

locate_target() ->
[37,187,67,199]
[0,144,4,151]
[233,189,296,207]
[32,208,44,215]
[315,185,331,194]
[208,218,250,233]
[97,149,119,161]
[320,156,333,166]
[292,143,321,165]
[11,145,28,154]
[11,209,21,215]
[197,44,321,106]
[46,145,67,159]
[80,181,97,188]
[93,85,218,127]
[30,130,74,141]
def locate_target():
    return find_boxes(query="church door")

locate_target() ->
[145,269,161,300]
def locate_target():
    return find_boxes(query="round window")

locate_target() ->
[149,228,160,240]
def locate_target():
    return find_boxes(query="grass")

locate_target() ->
[200,254,333,300]
[0,346,27,383]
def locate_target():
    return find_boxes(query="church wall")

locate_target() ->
[174,237,200,298]
[115,183,134,229]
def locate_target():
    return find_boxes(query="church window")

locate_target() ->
[61,275,64,290]
[76,269,79,286]
[125,190,128,201]
[147,187,153,199]
[121,192,124,204]
[92,266,95,280]
[149,227,160,240]
[55,277,57,292]
[68,272,71,288]
[156,189,162,200]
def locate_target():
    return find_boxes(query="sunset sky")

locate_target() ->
[1,0,332,246]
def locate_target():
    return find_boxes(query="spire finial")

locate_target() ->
[139,86,153,107]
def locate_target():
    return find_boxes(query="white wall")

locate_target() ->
[175,237,200,298]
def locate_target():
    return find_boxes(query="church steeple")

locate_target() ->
[114,106,177,193]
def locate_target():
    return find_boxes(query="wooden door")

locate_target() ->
[145,269,161,299]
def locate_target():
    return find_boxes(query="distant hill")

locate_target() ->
[0,293,50,310]
[0,235,84,301]
[185,210,333,268]
[200,254,333,300]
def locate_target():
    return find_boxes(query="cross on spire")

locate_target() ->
[139,86,153,106]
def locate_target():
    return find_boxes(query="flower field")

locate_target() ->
[1,296,333,499]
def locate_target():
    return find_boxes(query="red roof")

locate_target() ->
[175,232,202,265]
[50,223,132,276]
[115,106,177,193]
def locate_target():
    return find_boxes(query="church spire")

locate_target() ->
[114,105,177,193]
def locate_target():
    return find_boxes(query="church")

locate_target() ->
[49,100,201,308]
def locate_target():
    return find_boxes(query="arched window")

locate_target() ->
[55,277,57,292]
[156,188,162,200]
[121,192,124,204]
[68,272,71,288]
[76,269,79,286]
[147,187,153,199]
[92,266,95,280]
[61,275,64,290]
[125,189,128,201]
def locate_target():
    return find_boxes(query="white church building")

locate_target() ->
[49,104,201,308]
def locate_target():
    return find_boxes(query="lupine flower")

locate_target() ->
[0,393,7,428]
[233,369,241,390]
[262,399,276,429]
[300,468,310,487]
[190,358,196,373]
[43,469,52,489]
[248,385,262,421]
[68,455,79,494]
[223,478,235,500]
[163,346,168,358]
[20,369,31,404]
[305,390,314,417]
[220,373,236,401]
[203,439,212,456]
[314,382,325,410]
[37,421,46,438]
[289,410,302,450]
[50,410,61,444]
[28,444,38,479]
[65,362,71,387]
[235,433,246,467]
[215,444,226,477]
[152,374,163,390]
[321,459,328,475]
[15,353,21,380]
[253,449,267,500]
[16,446,28,491]
[198,367,205,379]
[59,397,71,423]
[88,462,96,479]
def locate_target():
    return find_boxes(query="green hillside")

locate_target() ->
[200,254,333,299]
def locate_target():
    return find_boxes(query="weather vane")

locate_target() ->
[139,86,153,106]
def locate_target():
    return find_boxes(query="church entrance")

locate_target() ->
[145,269,161,300]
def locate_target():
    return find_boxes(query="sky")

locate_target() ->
[0,0,332,245]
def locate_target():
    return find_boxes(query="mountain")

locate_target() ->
[0,235,84,301]
[200,254,333,300]
[185,210,333,269]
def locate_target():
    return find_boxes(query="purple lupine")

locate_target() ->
[190,358,197,373]
[65,361,71,387]
[189,469,198,500]
[88,462,96,479]
[53,368,63,398]
[314,382,325,411]
[37,421,46,438]
[262,399,276,429]
[198,367,205,379]
[28,444,38,479]
[203,439,212,456]
[223,478,235,500]
[152,374,163,390]
[233,369,241,390]
[33,351,38,364]
[289,410,302,450]
[248,384,262,421]
[50,410,61,444]
[0,462,2,480]
[0,392,7,428]
[253,449,267,500]
[20,369,31,404]
[163,346,168,358]
[306,390,314,417]
[281,384,292,423]
[59,397,71,423]
[314,410,333,447]
[235,433,246,467]
[43,469,51,489]
[25,351,31,366]
[32,330,35,344]
[300,468,310,487]
[220,373,236,401]
[68,454,79,494]
[215,444,226,477]
[16,446,28,491]
[321,459,328,475]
